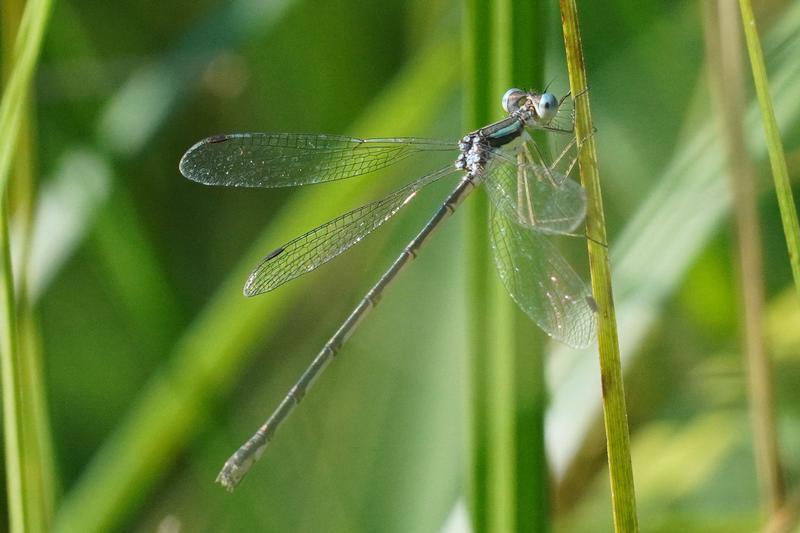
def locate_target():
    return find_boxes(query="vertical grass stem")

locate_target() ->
[558,2,639,531]
[738,0,800,299]
[711,0,785,516]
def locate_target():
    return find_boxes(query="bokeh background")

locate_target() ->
[2,0,800,531]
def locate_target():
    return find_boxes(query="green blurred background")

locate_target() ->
[2,0,800,531]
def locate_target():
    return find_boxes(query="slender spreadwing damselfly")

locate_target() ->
[180,88,597,490]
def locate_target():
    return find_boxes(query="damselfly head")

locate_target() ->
[503,88,560,124]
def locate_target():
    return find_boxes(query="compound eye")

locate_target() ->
[536,92,559,122]
[502,88,526,113]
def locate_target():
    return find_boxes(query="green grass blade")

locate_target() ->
[465,2,550,530]
[0,0,54,531]
[464,2,493,532]
[738,0,800,299]
[3,8,57,532]
[492,1,549,532]
[0,195,25,533]
[4,72,57,533]
[19,312,57,533]
[0,0,52,193]
[558,1,639,531]
[506,4,550,530]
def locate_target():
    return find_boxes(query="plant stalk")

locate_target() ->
[492,1,550,531]
[0,0,54,531]
[738,0,800,299]
[464,1,494,530]
[709,0,785,515]
[559,1,639,531]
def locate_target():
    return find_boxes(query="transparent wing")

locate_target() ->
[484,148,586,235]
[490,208,596,348]
[535,91,575,134]
[180,133,456,188]
[245,165,458,295]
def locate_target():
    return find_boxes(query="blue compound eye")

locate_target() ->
[536,92,559,122]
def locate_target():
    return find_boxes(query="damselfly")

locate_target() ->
[180,88,597,490]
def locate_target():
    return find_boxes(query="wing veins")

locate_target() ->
[244,165,458,295]
[490,208,595,348]
[180,133,457,188]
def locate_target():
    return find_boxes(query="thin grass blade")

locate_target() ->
[738,0,800,299]
[558,1,639,531]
